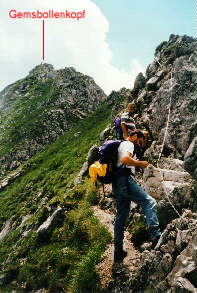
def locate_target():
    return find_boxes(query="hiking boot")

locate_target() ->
[150,236,160,249]
[114,249,127,263]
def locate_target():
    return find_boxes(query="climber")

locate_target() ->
[121,103,138,139]
[112,130,161,263]
[113,115,123,139]
[121,103,150,160]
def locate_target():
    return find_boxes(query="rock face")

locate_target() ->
[143,163,192,200]
[143,162,194,228]
[126,35,197,292]
[0,63,106,175]
[128,210,197,293]
[133,35,197,164]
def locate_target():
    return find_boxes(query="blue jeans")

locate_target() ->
[115,128,123,140]
[112,175,161,250]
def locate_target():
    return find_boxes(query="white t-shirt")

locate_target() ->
[117,141,135,174]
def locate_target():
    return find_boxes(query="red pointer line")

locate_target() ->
[42,20,45,60]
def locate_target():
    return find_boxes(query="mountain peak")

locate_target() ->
[29,63,55,78]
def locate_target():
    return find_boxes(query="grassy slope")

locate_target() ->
[0,77,60,158]
[0,102,114,292]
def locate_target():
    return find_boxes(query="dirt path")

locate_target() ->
[93,205,140,290]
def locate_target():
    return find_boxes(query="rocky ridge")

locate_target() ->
[0,63,106,176]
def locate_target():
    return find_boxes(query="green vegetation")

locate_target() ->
[0,103,113,292]
[129,218,149,247]
[0,77,60,157]
[163,43,177,56]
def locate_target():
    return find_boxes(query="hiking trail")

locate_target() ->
[93,197,140,290]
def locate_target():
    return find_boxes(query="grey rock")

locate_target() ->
[78,162,89,177]
[74,144,100,184]
[175,229,190,250]
[146,76,160,91]
[158,158,185,172]
[0,219,12,241]
[0,168,23,191]
[9,161,20,170]
[156,70,165,78]
[136,89,147,104]
[100,127,112,141]
[143,164,192,204]
[38,197,49,209]
[160,253,173,273]
[127,211,197,293]
[87,145,99,166]
[22,230,31,237]
[167,232,197,292]
[135,36,197,166]
[146,60,159,79]
[20,214,32,227]
[29,63,55,79]
[37,207,63,240]
[184,137,197,180]
[133,72,146,95]
[172,277,197,293]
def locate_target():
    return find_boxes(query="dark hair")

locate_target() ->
[129,130,145,138]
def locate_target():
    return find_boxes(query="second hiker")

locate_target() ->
[121,102,138,139]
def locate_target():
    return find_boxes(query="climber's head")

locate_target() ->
[128,130,145,147]
[127,103,136,114]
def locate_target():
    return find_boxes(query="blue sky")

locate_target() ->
[92,0,196,70]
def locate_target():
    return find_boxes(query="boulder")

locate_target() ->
[184,137,197,181]
[100,127,113,141]
[158,158,185,172]
[146,76,160,91]
[37,207,63,241]
[132,72,146,95]
[143,164,192,200]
